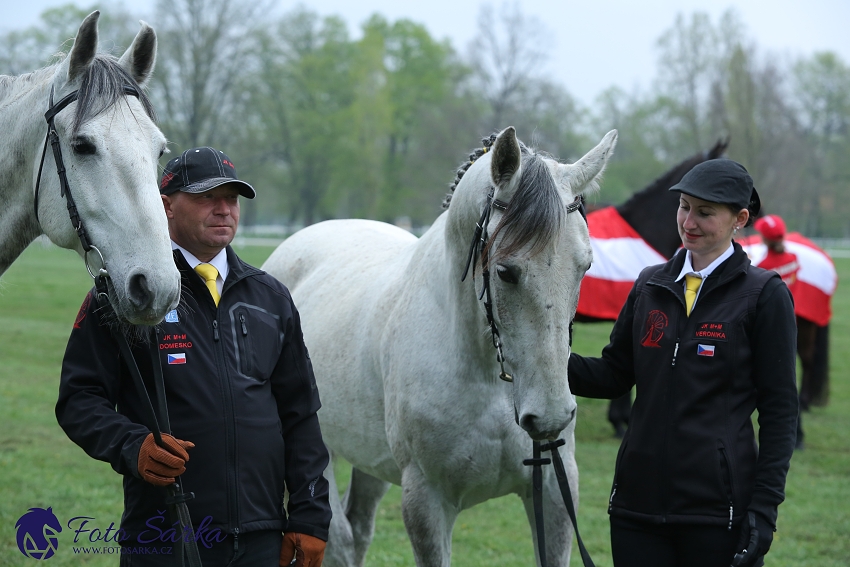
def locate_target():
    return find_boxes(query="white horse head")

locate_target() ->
[1,11,180,325]
[447,127,618,440]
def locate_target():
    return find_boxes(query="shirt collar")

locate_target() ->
[171,242,229,282]
[675,242,735,282]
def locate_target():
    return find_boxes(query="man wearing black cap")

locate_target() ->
[57,147,331,566]
[568,159,798,567]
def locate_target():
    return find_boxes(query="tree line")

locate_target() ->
[3,2,849,235]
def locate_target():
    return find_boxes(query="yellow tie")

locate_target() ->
[685,275,702,316]
[194,263,220,306]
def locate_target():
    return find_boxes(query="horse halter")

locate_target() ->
[33,83,141,289]
[460,178,586,383]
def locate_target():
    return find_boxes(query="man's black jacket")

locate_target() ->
[56,247,331,543]
[570,243,798,528]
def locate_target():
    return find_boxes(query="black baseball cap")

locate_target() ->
[669,158,760,223]
[160,147,256,199]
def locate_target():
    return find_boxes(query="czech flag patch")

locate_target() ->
[697,344,715,357]
[167,353,187,365]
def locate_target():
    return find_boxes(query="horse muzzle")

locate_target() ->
[517,406,576,441]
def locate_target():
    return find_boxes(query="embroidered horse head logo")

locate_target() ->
[640,310,668,348]
[15,507,62,560]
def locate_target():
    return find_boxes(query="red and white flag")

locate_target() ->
[739,233,836,326]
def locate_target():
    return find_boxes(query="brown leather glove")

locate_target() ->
[137,433,194,486]
[280,532,326,567]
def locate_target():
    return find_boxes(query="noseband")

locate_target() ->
[33,84,141,288]
[460,183,586,382]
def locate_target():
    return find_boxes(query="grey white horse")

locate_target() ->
[263,127,617,566]
[0,11,179,324]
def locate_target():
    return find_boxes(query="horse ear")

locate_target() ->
[559,129,618,196]
[491,126,523,199]
[119,21,157,87]
[65,11,100,85]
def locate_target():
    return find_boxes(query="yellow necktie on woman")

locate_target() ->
[194,263,220,306]
[685,275,702,316]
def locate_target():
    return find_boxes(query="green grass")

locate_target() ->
[1,242,848,565]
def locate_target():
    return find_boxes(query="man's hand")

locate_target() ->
[137,433,194,486]
[280,532,326,567]
[732,511,773,567]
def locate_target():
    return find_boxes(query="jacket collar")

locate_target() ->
[649,241,751,300]
[173,246,263,293]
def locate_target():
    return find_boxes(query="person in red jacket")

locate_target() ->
[753,215,799,291]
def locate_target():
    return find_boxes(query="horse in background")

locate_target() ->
[0,11,179,325]
[576,139,834,435]
[263,127,618,566]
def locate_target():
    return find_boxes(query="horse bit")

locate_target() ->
[459,148,595,567]
[34,84,204,567]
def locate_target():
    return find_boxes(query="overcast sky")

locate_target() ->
[4,0,849,105]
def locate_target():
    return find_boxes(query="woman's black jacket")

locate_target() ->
[569,243,798,529]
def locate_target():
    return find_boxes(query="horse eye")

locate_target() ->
[72,138,96,155]
[496,265,519,285]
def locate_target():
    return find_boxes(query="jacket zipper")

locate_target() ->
[608,485,617,512]
[671,341,679,367]
[211,314,240,540]
[719,443,735,530]
[237,312,252,374]
[232,527,239,551]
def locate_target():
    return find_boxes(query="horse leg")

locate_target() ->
[401,465,458,567]
[322,454,357,567]
[811,323,830,406]
[520,445,577,566]
[342,467,391,567]
[796,316,818,411]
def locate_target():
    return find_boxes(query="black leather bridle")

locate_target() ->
[34,84,203,567]
[460,186,585,382]
[460,179,595,567]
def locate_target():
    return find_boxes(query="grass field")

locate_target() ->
[1,241,848,566]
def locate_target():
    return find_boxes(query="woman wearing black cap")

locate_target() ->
[569,159,798,567]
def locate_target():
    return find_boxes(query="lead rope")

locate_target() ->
[524,439,596,567]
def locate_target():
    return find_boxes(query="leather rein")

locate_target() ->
[460,163,595,567]
[35,85,204,567]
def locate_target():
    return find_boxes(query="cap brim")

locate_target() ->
[181,177,256,199]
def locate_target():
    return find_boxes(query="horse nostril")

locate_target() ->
[519,413,539,434]
[127,273,152,310]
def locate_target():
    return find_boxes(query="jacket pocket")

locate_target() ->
[229,303,284,382]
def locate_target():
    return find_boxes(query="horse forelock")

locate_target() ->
[72,55,156,135]
[484,152,564,267]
